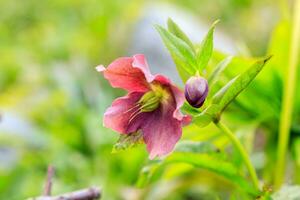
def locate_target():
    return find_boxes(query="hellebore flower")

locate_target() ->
[96,54,191,159]
[184,76,209,108]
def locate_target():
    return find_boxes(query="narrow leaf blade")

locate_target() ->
[212,56,272,113]
[196,20,219,71]
[165,153,260,196]
[155,25,197,82]
[167,18,195,51]
[208,56,233,84]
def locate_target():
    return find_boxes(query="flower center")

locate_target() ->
[138,84,170,112]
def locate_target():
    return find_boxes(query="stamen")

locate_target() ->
[123,102,141,114]
[128,109,142,124]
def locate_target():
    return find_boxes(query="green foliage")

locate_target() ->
[155,25,197,82]
[156,20,219,82]
[193,104,221,127]
[208,56,233,85]
[138,140,260,197]
[1,0,299,199]
[190,56,272,128]
[167,18,195,50]
[164,153,259,196]
[213,56,272,113]
[0,0,146,199]
[196,20,218,71]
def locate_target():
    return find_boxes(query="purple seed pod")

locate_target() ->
[184,76,209,108]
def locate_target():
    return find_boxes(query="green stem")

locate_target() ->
[215,121,260,191]
[278,0,289,20]
[275,0,300,189]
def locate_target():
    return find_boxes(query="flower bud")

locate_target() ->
[184,76,209,108]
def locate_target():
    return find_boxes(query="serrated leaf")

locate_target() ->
[165,153,260,196]
[212,56,272,113]
[174,141,219,154]
[196,20,219,71]
[112,131,143,153]
[155,25,197,82]
[167,18,195,51]
[208,56,233,85]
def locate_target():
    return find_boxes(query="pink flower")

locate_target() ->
[97,54,191,159]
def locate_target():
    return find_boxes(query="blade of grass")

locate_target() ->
[275,0,300,189]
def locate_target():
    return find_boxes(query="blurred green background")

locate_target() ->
[0,0,299,199]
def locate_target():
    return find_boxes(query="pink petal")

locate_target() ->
[98,55,154,92]
[153,74,191,123]
[153,74,171,85]
[103,92,144,134]
[170,85,189,121]
[141,103,182,159]
[132,54,154,83]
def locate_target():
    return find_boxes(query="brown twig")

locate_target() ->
[44,165,55,196]
[28,165,101,200]
[31,187,101,200]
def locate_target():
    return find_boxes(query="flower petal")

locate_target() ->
[98,55,154,92]
[170,85,189,121]
[132,54,154,83]
[103,92,144,134]
[141,104,182,159]
[153,74,191,123]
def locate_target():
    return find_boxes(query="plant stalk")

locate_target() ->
[275,0,300,189]
[215,121,260,190]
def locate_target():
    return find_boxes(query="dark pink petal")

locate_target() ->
[170,85,188,121]
[98,55,154,92]
[153,74,191,124]
[141,103,182,159]
[153,74,171,86]
[103,92,144,134]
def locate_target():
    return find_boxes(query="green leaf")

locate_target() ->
[138,142,259,196]
[212,56,272,113]
[165,152,260,196]
[193,104,221,127]
[272,185,300,199]
[208,56,233,85]
[196,20,219,71]
[155,25,197,82]
[167,18,195,51]
[181,102,201,115]
[136,162,162,187]
[112,131,143,153]
[212,77,237,104]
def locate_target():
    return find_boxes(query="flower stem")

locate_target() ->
[274,0,300,189]
[214,121,260,190]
